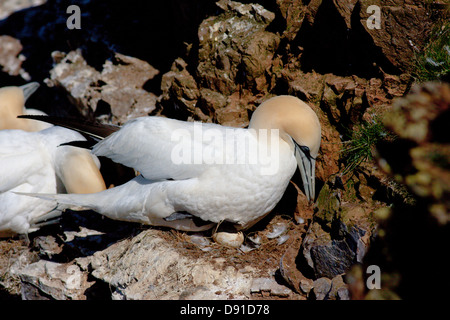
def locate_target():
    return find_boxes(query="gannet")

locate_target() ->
[0,126,107,237]
[22,95,321,233]
[0,82,53,132]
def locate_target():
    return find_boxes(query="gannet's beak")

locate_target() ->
[20,82,40,100]
[294,142,316,203]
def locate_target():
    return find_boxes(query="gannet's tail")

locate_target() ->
[28,208,63,233]
[16,192,105,234]
[15,192,102,213]
[15,177,216,232]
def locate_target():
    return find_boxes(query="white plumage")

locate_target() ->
[0,127,107,237]
[0,82,106,237]
[0,126,107,237]
[25,95,321,232]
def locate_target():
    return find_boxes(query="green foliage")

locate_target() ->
[413,19,450,82]
[341,117,393,174]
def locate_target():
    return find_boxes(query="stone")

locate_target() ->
[19,260,91,300]
[216,0,275,24]
[0,240,38,297]
[276,0,307,41]
[359,0,435,72]
[46,49,159,124]
[285,70,325,104]
[158,58,207,121]
[194,0,280,127]
[311,277,332,300]
[321,74,369,129]
[278,228,313,295]
[89,229,258,300]
[299,279,313,295]
[33,235,63,259]
[299,176,375,279]
[0,35,30,80]
[0,0,46,20]
[333,0,358,29]
[328,275,350,300]
[250,277,292,297]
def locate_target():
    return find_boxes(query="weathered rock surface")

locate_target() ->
[158,58,206,121]
[300,176,375,280]
[197,0,279,95]
[46,49,159,124]
[89,229,256,300]
[20,260,90,300]
[0,0,46,20]
[0,35,30,80]
[1,0,448,301]
[13,225,298,300]
[359,0,436,72]
[286,0,438,76]
[156,0,282,127]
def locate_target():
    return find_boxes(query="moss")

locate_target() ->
[413,19,450,82]
[314,181,340,229]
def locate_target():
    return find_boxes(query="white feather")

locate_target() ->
[0,127,103,236]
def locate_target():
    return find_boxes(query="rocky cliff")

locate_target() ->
[0,0,448,300]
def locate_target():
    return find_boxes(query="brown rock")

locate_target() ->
[285,70,325,104]
[359,0,435,72]
[0,0,46,20]
[321,74,369,128]
[276,0,307,41]
[311,277,332,300]
[158,58,210,121]
[333,0,358,29]
[303,0,323,27]
[46,50,159,124]
[0,35,30,80]
[329,275,350,300]
[299,176,375,280]
[197,0,280,96]
[279,228,312,295]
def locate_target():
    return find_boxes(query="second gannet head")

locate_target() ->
[249,95,321,202]
[55,147,107,194]
[0,82,51,131]
[41,126,107,194]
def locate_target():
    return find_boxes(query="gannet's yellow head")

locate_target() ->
[55,147,107,194]
[0,82,42,131]
[0,86,26,128]
[249,95,321,202]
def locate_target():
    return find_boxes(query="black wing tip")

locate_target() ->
[18,114,48,120]
[59,140,94,150]
[17,114,120,140]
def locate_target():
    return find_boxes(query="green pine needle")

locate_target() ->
[341,117,393,174]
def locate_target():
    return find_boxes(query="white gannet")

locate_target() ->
[0,82,52,131]
[0,126,107,237]
[23,95,321,233]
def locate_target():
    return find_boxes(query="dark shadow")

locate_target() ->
[43,210,144,262]
[293,0,399,78]
[0,0,217,88]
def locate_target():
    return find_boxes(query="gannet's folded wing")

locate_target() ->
[92,117,236,180]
